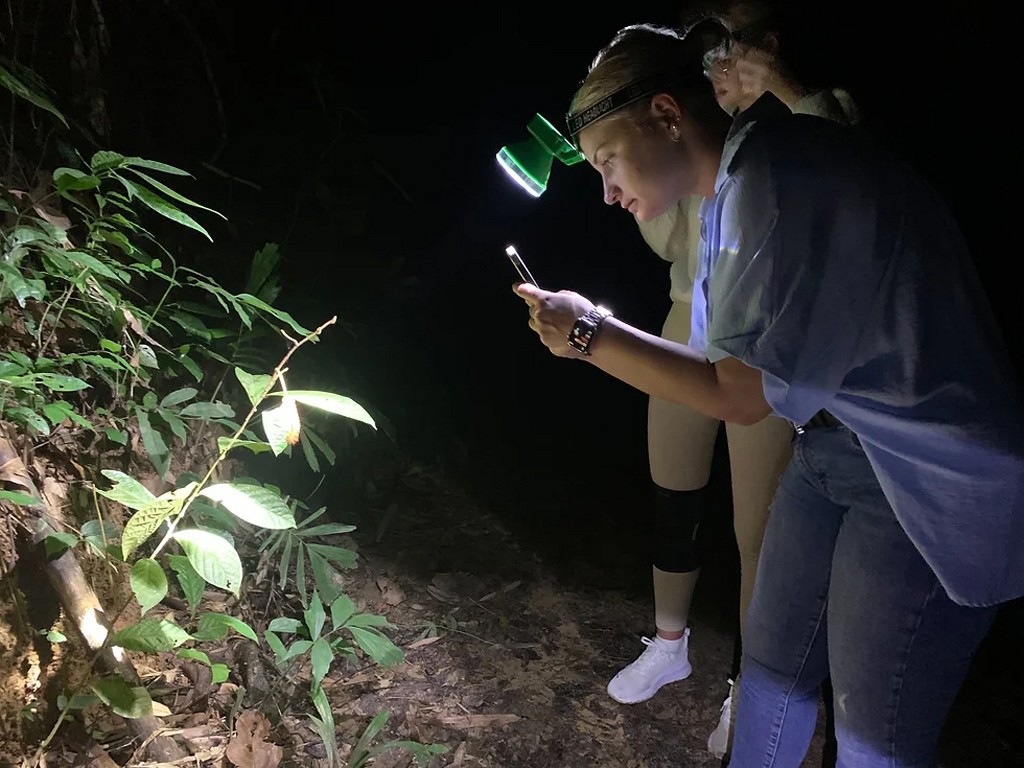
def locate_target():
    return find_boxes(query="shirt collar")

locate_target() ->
[715,92,793,192]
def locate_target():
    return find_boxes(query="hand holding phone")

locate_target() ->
[505,244,540,288]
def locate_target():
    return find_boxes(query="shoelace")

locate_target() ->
[630,636,675,673]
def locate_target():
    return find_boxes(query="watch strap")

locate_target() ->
[567,306,613,355]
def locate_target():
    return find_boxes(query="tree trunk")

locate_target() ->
[0,436,186,762]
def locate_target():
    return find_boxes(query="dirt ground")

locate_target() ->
[323,471,830,768]
[2,453,1019,767]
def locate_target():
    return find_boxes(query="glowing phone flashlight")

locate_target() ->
[505,244,540,288]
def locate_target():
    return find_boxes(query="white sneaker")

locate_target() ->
[707,678,734,759]
[607,629,692,704]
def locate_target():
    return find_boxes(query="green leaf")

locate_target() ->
[118,176,212,241]
[91,151,127,172]
[6,406,49,436]
[34,373,90,392]
[0,263,46,306]
[178,401,234,419]
[136,410,170,478]
[127,168,226,218]
[304,427,336,466]
[245,243,281,302]
[310,637,333,689]
[304,592,326,640]
[160,387,198,408]
[123,157,192,176]
[172,529,243,595]
[306,543,357,569]
[301,523,356,537]
[168,554,204,613]
[0,490,39,506]
[121,497,183,559]
[159,410,188,443]
[264,630,287,662]
[235,293,311,336]
[130,558,168,615]
[308,551,340,604]
[298,430,320,473]
[267,617,303,634]
[137,343,159,369]
[98,470,156,510]
[45,630,67,643]
[310,687,337,765]
[66,250,120,280]
[103,427,129,445]
[191,612,257,642]
[43,532,78,558]
[261,401,295,457]
[233,368,273,405]
[210,663,229,684]
[198,483,295,530]
[178,353,204,382]
[57,693,101,711]
[112,618,191,652]
[348,626,405,667]
[217,437,272,456]
[345,613,391,630]
[330,595,356,630]
[91,676,154,719]
[177,648,211,665]
[0,64,68,127]
[53,167,101,192]
[268,391,376,429]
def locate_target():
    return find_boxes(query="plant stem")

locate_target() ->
[149,316,336,560]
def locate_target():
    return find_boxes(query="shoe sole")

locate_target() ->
[606,663,693,704]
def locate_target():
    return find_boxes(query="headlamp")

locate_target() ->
[495,113,584,198]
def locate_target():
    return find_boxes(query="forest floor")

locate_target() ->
[1,446,1019,768]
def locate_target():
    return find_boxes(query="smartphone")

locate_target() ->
[505,244,540,288]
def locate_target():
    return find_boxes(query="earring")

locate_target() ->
[670,123,680,141]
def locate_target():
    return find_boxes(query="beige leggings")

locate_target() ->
[648,299,793,637]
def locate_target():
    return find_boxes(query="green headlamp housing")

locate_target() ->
[495,113,584,198]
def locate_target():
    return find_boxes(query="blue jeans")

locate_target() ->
[730,427,997,768]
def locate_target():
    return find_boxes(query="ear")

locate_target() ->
[649,93,684,133]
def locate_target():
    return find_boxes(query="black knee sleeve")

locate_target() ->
[652,483,709,572]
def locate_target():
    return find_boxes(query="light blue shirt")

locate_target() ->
[691,94,1024,607]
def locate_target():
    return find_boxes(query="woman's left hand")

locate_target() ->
[513,282,594,359]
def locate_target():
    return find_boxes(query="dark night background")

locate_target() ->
[10,0,1022,761]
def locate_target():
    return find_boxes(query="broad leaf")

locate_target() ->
[261,399,297,456]
[98,470,156,511]
[267,391,376,429]
[130,558,168,615]
[121,497,183,559]
[191,612,257,642]
[168,554,204,613]
[91,676,153,719]
[199,483,295,530]
[0,64,68,127]
[234,367,273,405]
[112,618,191,652]
[172,529,243,595]
[348,626,405,667]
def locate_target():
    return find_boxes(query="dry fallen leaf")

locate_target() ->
[225,709,283,768]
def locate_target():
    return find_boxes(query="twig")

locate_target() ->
[150,316,337,560]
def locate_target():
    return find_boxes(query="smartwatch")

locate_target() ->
[567,305,613,356]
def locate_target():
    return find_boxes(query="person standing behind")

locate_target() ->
[613,4,859,762]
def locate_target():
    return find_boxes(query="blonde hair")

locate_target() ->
[568,22,730,143]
